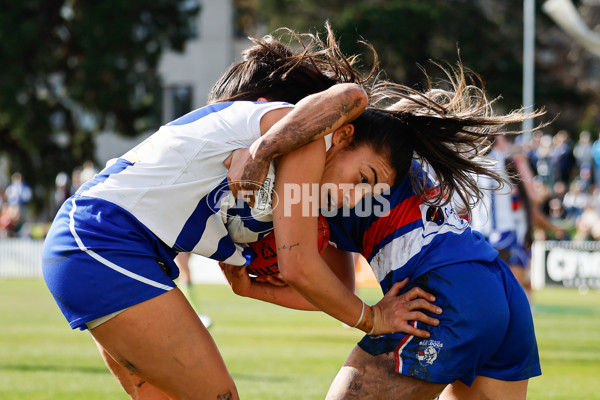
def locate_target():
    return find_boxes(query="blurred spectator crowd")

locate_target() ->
[0,161,97,238]
[2,128,600,241]
[519,129,600,241]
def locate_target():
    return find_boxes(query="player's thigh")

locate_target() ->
[95,341,169,399]
[91,288,238,400]
[440,375,528,400]
[326,345,445,400]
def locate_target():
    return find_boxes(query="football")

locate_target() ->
[246,214,330,277]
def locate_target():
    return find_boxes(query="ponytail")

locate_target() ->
[368,61,547,212]
[208,22,378,104]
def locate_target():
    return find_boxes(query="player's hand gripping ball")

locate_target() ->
[246,214,330,277]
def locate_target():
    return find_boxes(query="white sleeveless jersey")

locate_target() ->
[470,149,515,237]
[79,101,291,265]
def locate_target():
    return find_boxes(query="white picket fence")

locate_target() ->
[0,238,226,283]
[0,238,44,278]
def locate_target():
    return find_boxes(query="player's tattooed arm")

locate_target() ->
[225,83,367,200]
[253,82,367,161]
[277,242,300,252]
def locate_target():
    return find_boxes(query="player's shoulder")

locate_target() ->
[164,101,286,127]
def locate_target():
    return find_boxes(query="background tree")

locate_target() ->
[2,0,599,221]
[0,0,199,216]
[252,0,598,134]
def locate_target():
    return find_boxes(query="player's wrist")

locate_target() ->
[249,136,275,163]
[357,304,376,335]
[368,305,377,335]
[352,301,366,328]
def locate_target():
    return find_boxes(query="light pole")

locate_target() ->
[522,0,536,140]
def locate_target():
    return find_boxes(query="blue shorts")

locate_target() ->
[487,231,517,251]
[42,196,179,330]
[508,244,531,268]
[485,231,530,268]
[358,258,541,386]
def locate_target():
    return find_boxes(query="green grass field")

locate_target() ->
[1,280,599,399]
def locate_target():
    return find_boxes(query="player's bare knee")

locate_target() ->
[326,366,365,400]
[216,391,236,400]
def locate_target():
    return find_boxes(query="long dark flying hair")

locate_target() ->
[207,22,378,104]
[367,62,548,212]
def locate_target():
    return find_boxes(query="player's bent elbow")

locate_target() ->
[339,83,368,109]
[277,254,318,288]
[340,275,356,293]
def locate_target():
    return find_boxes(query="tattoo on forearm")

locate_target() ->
[278,242,300,251]
[259,91,364,160]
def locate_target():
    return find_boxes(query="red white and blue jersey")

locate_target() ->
[326,162,498,293]
[329,162,541,385]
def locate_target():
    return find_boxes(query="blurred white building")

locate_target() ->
[158,0,253,123]
[95,0,252,165]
